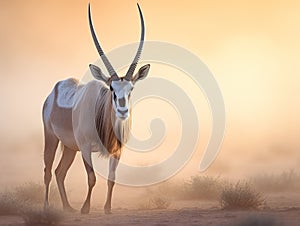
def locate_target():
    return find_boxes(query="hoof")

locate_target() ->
[43,203,49,212]
[81,205,90,214]
[104,208,112,215]
[63,206,76,213]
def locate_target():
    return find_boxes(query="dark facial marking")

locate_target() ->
[118,97,126,107]
[117,108,128,115]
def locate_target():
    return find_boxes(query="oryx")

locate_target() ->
[42,3,150,214]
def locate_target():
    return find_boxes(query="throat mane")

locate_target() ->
[95,87,131,157]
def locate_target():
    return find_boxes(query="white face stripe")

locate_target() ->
[111,80,134,119]
[111,80,133,93]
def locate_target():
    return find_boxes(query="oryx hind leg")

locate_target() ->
[55,145,77,212]
[43,131,59,211]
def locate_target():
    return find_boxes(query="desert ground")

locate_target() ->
[0,194,300,226]
[1,173,300,226]
[2,207,300,226]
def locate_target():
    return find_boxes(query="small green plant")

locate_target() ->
[220,181,265,210]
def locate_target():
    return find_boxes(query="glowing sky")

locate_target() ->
[0,0,300,177]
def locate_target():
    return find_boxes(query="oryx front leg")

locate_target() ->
[81,153,96,214]
[104,155,119,214]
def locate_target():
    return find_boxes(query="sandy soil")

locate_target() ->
[0,196,299,226]
[0,208,299,226]
[64,208,300,226]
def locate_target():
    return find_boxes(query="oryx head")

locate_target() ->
[88,3,150,120]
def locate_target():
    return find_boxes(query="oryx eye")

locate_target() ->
[113,92,117,101]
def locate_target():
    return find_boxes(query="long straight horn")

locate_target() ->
[88,3,119,80]
[124,3,145,81]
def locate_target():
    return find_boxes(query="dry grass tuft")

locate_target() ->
[136,171,299,211]
[251,170,300,192]
[0,182,63,225]
[22,208,63,225]
[181,175,222,200]
[138,196,171,210]
[0,192,19,216]
[220,181,266,210]
[14,182,59,204]
[150,196,171,209]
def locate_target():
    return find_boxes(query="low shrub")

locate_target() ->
[181,175,222,200]
[138,195,171,210]
[220,181,265,210]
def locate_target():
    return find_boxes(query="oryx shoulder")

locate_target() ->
[56,78,80,109]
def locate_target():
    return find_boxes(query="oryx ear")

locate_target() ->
[89,64,110,85]
[132,64,150,84]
